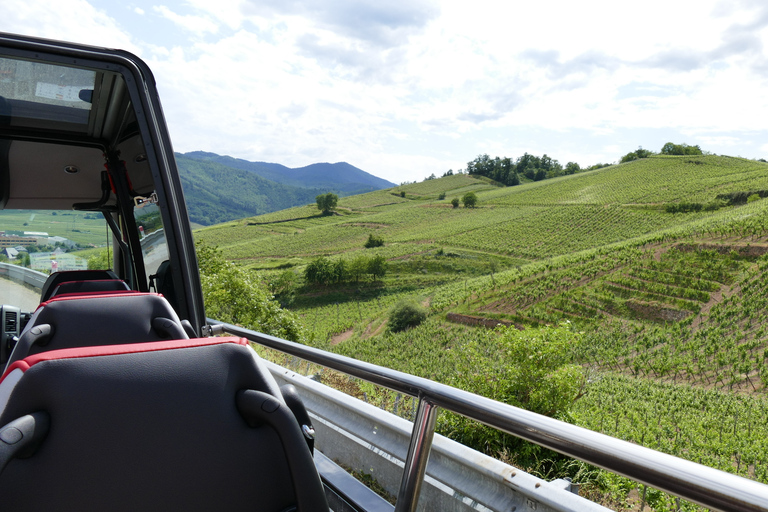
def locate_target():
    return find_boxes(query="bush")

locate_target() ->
[438,192,446,200]
[364,233,384,248]
[440,324,586,458]
[665,202,702,213]
[388,301,427,332]
[451,198,460,208]
[747,193,761,203]
[462,192,478,208]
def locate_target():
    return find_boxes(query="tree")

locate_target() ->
[348,254,369,283]
[462,192,478,208]
[367,254,387,280]
[88,249,111,270]
[316,193,338,214]
[564,162,580,175]
[661,142,703,156]
[304,256,334,285]
[196,242,305,342]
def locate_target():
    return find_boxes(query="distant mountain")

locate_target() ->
[175,152,394,226]
[181,151,396,195]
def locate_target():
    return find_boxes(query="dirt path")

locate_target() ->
[330,329,354,346]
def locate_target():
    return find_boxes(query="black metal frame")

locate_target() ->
[0,32,206,328]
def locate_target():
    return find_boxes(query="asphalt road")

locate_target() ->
[0,277,41,311]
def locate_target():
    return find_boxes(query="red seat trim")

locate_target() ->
[1,337,248,381]
[36,291,160,310]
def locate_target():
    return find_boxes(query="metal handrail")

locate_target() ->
[209,319,768,512]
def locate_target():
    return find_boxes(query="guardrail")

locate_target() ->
[210,319,768,512]
[0,262,47,289]
[267,360,604,512]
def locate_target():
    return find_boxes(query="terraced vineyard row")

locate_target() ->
[573,374,768,481]
[486,155,768,207]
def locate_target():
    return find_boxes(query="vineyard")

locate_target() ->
[194,155,768,510]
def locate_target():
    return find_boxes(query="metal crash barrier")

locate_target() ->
[0,262,47,289]
[210,319,768,512]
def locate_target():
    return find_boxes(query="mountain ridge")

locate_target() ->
[180,151,395,192]
[175,152,395,225]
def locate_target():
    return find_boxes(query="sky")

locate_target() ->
[2,0,768,184]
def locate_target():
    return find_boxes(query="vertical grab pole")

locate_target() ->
[394,395,438,512]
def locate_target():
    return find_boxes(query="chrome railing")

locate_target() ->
[209,319,768,512]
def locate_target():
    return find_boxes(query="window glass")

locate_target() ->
[135,202,169,282]
[0,209,110,310]
[0,57,94,126]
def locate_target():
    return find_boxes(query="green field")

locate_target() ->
[0,210,109,247]
[195,155,768,510]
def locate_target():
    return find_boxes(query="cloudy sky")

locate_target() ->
[2,0,767,183]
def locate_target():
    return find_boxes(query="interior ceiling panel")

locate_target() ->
[6,140,107,209]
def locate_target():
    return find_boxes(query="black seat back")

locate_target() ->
[0,337,328,511]
[6,293,188,371]
[39,270,120,303]
[49,279,130,299]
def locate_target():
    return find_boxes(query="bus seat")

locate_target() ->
[0,337,328,511]
[39,270,120,303]
[5,293,188,371]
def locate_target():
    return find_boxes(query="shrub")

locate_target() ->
[438,192,446,200]
[364,233,384,248]
[462,192,478,208]
[451,198,460,208]
[440,323,586,458]
[665,202,702,213]
[747,193,761,203]
[388,301,427,332]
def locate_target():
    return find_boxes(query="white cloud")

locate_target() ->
[2,0,768,180]
[153,5,219,35]
[0,0,138,53]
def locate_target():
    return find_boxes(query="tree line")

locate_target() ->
[454,142,706,187]
[459,153,610,187]
[304,254,387,285]
[621,142,704,163]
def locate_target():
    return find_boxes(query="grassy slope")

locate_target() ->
[196,155,768,500]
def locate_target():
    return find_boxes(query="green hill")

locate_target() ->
[176,152,396,225]
[195,154,768,501]
[196,155,768,263]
